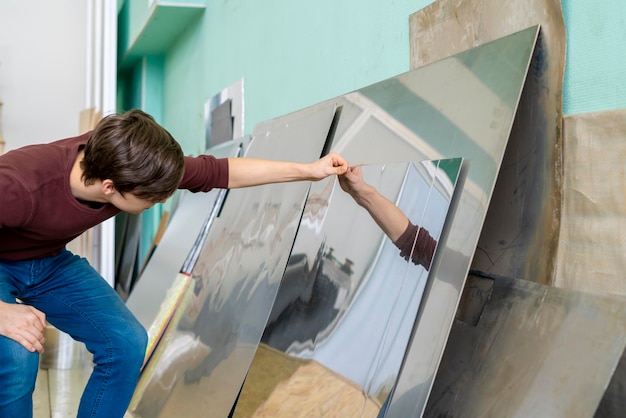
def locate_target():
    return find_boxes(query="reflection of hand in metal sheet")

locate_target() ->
[338,166,436,270]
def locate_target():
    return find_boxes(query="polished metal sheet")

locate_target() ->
[128,26,537,417]
[408,0,566,286]
[321,28,538,417]
[128,103,338,417]
[424,276,626,418]
[126,139,245,330]
[232,159,461,417]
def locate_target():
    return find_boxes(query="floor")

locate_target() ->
[32,328,142,418]
[33,327,92,418]
[34,355,145,418]
[33,364,91,418]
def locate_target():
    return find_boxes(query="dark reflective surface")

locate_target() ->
[128,103,338,417]
[425,276,626,418]
[232,159,461,417]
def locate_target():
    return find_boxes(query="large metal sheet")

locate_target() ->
[231,159,462,417]
[424,276,626,418]
[408,0,566,286]
[125,139,246,365]
[128,25,537,417]
[126,139,245,329]
[128,102,338,417]
[314,28,538,417]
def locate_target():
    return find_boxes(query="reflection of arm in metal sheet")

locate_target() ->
[338,166,436,270]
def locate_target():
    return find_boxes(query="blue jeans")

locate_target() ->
[0,249,148,418]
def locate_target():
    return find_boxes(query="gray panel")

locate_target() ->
[204,78,244,149]
[128,102,338,418]
[232,159,461,417]
[114,211,141,300]
[424,277,626,418]
[409,0,566,286]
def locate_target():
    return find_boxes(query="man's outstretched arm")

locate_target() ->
[227,152,348,189]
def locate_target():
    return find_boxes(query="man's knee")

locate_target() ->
[112,320,148,367]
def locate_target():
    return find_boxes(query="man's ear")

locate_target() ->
[101,179,116,196]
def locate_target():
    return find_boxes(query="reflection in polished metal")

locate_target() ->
[409,0,566,286]
[127,26,537,417]
[322,27,537,418]
[232,160,461,417]
[128,103,339,417]
[425,276,626,418]
[179,139,252,275]
[125,139,246,364]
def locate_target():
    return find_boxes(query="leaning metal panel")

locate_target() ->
[424,277,626,418]
[127,25,537,417]
[232,159,461,417]
[127,102,338,418]
[321,27,538,417]
[127,139,248,366]
[409,0,566,286]
[126,139,245,343]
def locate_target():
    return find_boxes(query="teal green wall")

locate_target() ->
[117,55,167,266]
[118,0,434,272]
[117,0,626,273]
[161,0,435,154]
[121,0,626,151]
[561,0,626,115]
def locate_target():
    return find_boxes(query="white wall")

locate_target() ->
[0,0,87,151]
[0,0,118,283]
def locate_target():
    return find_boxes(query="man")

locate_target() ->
[0,109,348,417]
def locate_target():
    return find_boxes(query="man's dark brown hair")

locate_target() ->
[81,109,184,202]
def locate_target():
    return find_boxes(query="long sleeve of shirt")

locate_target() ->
[393,222,437,271]
[180,155,229,192]
[1,133,230,260]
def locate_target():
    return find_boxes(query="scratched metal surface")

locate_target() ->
[424,276,626,418]
[408,0,566,287]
